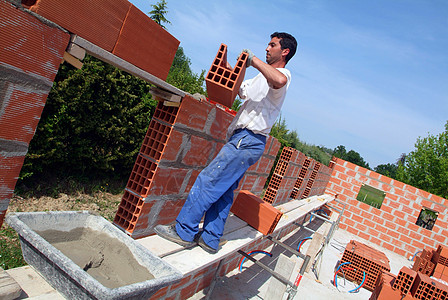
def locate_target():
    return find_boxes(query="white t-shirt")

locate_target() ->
[227,68,291,139]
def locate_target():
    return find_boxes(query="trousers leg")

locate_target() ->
[176,129,266,248]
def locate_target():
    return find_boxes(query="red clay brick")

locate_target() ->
[29,0,129,52]
[231,190,283,235]
[205,44,248,108]
[112,4,179,80]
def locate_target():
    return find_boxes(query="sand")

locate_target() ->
[36,227,154,289]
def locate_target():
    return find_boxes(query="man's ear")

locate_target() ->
[281,48,290,60]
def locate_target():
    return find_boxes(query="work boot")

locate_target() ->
[197,236,219,254]
[154,224,196,248]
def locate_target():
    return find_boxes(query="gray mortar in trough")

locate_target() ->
[6,211,182,300]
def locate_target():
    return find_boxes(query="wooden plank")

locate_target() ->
[163,101,180,107]
[62,51,83,69]
[264,253,296,300]
[305,232,324,273]
[151,87,182,103]
[0,267,22,300]
[70,35,186,97]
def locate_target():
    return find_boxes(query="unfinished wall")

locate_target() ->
[113,96,281,238]
[263,146,333,205]
[0,0,70,226]
[325,157,448,258]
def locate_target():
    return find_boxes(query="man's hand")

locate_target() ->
[240,49,254,67]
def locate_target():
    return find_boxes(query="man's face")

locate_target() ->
[265,37,284,65]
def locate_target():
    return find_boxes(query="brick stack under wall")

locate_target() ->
[114,96,281,238]
[0,0,69,227]
[370,245,448,299]
[148,216,304,299]
[341,240,391,291]
[263,147,304,205]
[263,147,334,205]
[325,157,448,259]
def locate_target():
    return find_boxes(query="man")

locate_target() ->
[155,32,297,254]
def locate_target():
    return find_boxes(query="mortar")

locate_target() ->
[6,211,182,300]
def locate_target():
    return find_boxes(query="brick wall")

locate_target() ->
[114,96,281,238]
[0,0,70,227]
[325,157,448,258]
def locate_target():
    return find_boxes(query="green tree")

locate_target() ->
[374,163,398,178]
[19,56,156,183]
[166,47,206,95]
[333,145,370,169]
[396,121,448,198]
[149,0,171,28]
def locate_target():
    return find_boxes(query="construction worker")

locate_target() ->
[155,32,297,254]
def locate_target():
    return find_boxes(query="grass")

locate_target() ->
[356,185,386,209]
[0,225,26,270]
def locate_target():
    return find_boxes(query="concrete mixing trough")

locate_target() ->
[6,211,182,300]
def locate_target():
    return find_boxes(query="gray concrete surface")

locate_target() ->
[190,227,411,300]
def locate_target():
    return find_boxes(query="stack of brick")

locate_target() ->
[413,248,436,276]
[432,245,448,282]
[369,244,448,299]
[230,190,283,235]
[392,266,417,297]
[26,0,179,80]
[0,0,70,227]
[369,270,402,300]
[205,43,248,108]
[411,272,448,300]
[263,147,305,205]
[340,240,391,291]
[114,96,281,238]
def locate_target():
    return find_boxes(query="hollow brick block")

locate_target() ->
[393,266,417,296]
[28,0,130,52]
[112,4,179,80]
[205,44,248,108]
[1,1,70,81]
[231,190,283,235]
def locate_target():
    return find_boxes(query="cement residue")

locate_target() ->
[37,227,154,289]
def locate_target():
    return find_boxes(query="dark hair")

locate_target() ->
[270,32,297,64]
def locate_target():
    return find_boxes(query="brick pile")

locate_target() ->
[114,96,281,238]
[370,244,448,300]
[340,240,391,291]
[205,43,248,108]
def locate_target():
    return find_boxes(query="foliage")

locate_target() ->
[149,0,171,28]
[374,163,398,179]
[0,226,26,270]
[19,55,156,187]
[166,47,206,95]
[269,116,332,165]
[231,97,243,112]
[333,145,370,169]
[396,121,448,199]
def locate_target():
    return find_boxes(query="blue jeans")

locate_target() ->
[175,128,266,249]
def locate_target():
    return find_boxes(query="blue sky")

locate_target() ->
[129,0,447,168]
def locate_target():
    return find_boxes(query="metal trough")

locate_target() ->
[6,211,182,300]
